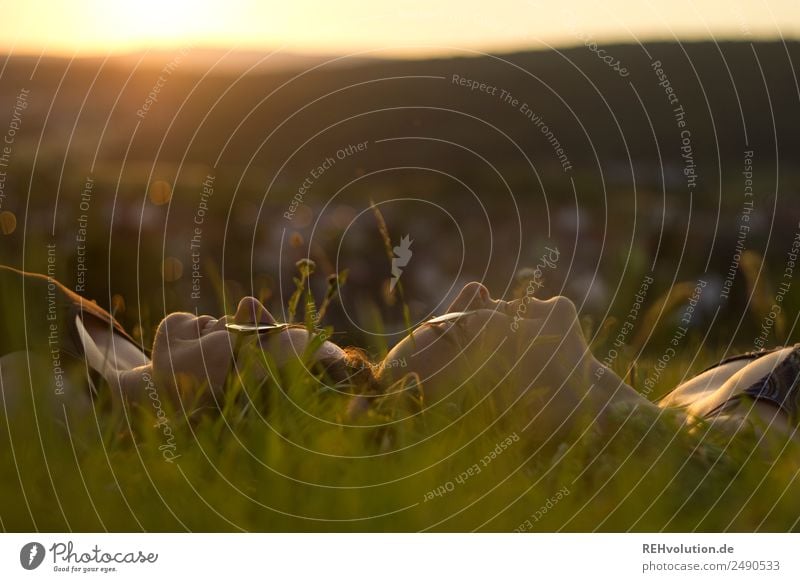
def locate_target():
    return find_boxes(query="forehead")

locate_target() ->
[158,313,345,364]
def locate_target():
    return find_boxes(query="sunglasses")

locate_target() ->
[423,311,477,325]
[224,322,293,334]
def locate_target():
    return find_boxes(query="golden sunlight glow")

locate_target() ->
[108,0,210,43]
[90,0,222,49]
[0,0,798,57]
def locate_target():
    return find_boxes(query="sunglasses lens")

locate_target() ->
[426,311,471,325]
[225,323,289,334]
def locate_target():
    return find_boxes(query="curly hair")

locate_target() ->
[318,347,383,395]
[317,347,424,425]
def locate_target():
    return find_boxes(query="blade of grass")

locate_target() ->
[370,201,414,347]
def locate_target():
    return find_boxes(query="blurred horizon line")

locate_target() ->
[2,35,799,72]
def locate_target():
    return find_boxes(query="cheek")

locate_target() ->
[197,334,236,386]
[406,341,474,404]
[153,333,234,393]
[557,310,588,356]
[257,332,309,366]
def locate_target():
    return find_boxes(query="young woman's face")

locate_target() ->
[150,297,346,398]
[380,282,587,407]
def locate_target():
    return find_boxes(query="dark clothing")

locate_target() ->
[701,344,800,425]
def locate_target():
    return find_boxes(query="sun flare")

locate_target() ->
[94,0,219,49]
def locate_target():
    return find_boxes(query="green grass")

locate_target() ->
[2,312,799,532]
[2,363,799,532]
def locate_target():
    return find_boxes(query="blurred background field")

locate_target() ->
[2,42,800,353]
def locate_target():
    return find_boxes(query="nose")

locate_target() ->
[233,296,276,324]
[447,281,491,312]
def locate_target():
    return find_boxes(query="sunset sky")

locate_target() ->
[0,0,798,57]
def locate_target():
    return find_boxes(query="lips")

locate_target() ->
[204,315,233,335]
[190,315,214,333]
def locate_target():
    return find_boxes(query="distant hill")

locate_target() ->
[108,48,385,74]
[1,41,797,177]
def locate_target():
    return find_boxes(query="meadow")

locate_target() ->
[1,255,799,533]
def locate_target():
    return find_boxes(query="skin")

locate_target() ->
[380,282,652,443]
[28,280,796,447]
[381,282,798,446]
[106,296,346,406]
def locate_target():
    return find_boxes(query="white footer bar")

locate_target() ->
[1,533,797,581]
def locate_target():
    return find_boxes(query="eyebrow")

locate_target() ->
[419,312,478,350]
